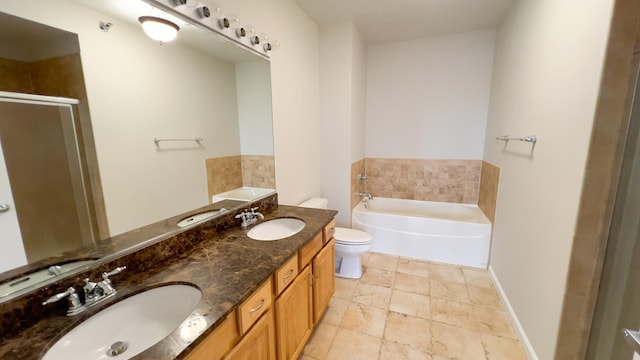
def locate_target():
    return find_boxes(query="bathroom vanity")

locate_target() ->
[0,193,337,360]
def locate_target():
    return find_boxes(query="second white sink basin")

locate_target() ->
[43,284,201,360]
[247,218,306,241]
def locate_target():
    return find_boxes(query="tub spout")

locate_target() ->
[359,192,373,200]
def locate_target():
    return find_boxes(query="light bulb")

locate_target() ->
[251,33,268,45]
[218,14,239,29]
[236,25,255,38]
[264,40,280,52]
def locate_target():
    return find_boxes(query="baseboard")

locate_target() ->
[488,266,539,360]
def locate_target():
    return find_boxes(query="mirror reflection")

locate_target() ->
[0,0,275,295]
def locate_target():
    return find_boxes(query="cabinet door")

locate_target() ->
[275,266,313,360]
[224,309,276,360]
[312,239,335,323]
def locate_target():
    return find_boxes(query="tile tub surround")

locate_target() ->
[364,158,482,204]
[301,252,528,360]
[241,154,276,189]
[0,195,338,359]
[206,155,243,200]
[478,161,500,224]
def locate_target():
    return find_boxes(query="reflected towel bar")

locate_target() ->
[495,135,537,144]
[153,137,203,145]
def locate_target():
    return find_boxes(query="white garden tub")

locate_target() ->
[352,198,491,268]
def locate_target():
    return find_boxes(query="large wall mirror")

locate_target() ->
[0,0,275,299]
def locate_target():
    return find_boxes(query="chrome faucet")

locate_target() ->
[359,192,373,200]
[42,266,126,316]
[235,207,264,227]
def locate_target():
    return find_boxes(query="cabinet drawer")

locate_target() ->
[184,310,239,360]
[274,254,299,296]
[237,279,273,334]
[323,219,336,244]
[298,231,322,269]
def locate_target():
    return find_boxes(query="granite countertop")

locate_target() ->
[0,205,337,360]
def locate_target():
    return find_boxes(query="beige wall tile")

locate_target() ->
[351,159,366,214]
[240,155,275,188]
[205,155,242,200]
[364,158,481,204]
[478,161,500,223]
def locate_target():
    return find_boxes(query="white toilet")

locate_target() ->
[298,198,373,279]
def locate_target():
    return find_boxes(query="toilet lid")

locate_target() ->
[334,227,373,244]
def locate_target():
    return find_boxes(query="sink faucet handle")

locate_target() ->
[102,266,126,280]
[42,287,81,310]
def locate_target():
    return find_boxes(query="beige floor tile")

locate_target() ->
[473,306,515,338]
[431,322,486,360]
[352,283,392,309]
[384,311,432,353]
[379,340,433,360]
[429,263,465,284]
[324,328,382,360]
[360,267,396,288]
[468,285,502,309]
[302,322,338,360]
[394,272,430,295]
[368,252,400,272]
[462,268,494,289]
[481,333,528,360]
[430,298,476,330]
[361,252,371,267]
[430,279,470,303]
[389,290,430,319]
[334,277,358,301]
[322,297,349,326]
[397,259,430,277]
[340,302,388,337]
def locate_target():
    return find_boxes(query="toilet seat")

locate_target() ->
[334,227,373,245]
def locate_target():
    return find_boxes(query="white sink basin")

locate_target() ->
[43,284,201,360]
[247,218,306,241]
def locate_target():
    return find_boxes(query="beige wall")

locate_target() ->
[482,0,615,358]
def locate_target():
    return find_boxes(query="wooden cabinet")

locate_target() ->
[275,266,313,360]
[237,279,273,334]
[274,254,299,296]
[184,219,335,360]
[184,311,240,360]
[312,238,335,323]
[224,309,276,360]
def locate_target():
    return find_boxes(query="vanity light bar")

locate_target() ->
[141,0,278,59]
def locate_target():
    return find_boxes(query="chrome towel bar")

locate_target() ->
[153,137,203,145]
[495,135,537,144]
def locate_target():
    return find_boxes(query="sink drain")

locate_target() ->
[106,341,128,357]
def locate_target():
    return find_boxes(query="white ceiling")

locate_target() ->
[295,0,516,44]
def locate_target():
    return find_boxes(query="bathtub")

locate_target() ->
[351,198,491,268]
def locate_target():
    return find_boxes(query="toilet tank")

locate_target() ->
[298,198,328,209]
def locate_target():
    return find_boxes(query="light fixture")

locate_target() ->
[250,33,268,45]
[264,40,280,52]
[138,16,180,43]
[218,14,239,29]
[236,25,255,38]
[173,0,198,8]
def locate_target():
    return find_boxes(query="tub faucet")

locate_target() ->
[359,192,373,200]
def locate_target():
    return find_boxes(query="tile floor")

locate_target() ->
[300,252,529,360]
